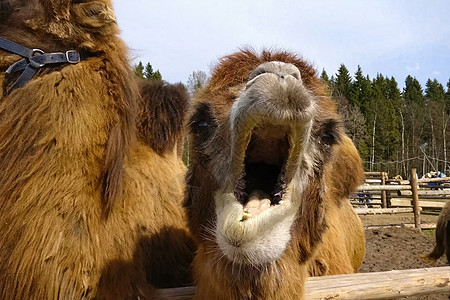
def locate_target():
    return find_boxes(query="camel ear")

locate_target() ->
[326,136,365,199]
[73,1,116,28]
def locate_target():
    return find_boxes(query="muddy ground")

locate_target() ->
[359,212,449,299]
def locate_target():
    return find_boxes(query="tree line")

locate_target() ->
[134,60,450,178]
[321,65,450,178]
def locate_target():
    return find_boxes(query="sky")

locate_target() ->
[112,0,450,90]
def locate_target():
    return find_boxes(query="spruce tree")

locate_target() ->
[143,63,162,81]
[134,61,144,78]
[144,63,154,80]
[403,76,426,174]
[425,79,445,103]
[350,66,372,111]
[334,64,352,99]
[320,69,329,83]
[404,76,424,105]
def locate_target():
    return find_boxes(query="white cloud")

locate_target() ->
[406,63,420,72]
[432,71,441,76]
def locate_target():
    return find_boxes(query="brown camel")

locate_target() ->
[184,49,365,299]
[0,1,194,299]
[426,201,450,265]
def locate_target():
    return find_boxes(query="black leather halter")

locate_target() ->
[0,36,93,95]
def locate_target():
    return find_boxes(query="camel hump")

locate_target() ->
[137,79,189,156]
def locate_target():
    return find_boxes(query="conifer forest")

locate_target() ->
[321,64,450,178]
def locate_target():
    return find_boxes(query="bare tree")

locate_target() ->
[186,70,210,96]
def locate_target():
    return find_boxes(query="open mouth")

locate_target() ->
[234,124,291,220]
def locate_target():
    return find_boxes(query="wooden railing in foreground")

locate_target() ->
[157,266,450,299]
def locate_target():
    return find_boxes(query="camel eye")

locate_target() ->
[189,102,216,141]
[197,120,209,128]
[318,119,340,147]
[321,133,335,146]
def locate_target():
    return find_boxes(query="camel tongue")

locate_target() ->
[243,190,272,217]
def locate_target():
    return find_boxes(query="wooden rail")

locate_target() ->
[354,207,415,215]
[357,185,411,191]
[157,267,450,299]
[354,169,450,228]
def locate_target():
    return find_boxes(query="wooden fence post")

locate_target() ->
[410,168,421,229]
[381,172,387,208]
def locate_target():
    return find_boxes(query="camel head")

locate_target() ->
[185,50,364,269]
[0,0,118,52]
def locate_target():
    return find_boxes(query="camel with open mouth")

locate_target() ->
[184,49,365,299]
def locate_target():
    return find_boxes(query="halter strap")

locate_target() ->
[0,36,93,94]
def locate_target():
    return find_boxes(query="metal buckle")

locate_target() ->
[30,49,45,68]
[32,49,44,56]
[65,50,80,64]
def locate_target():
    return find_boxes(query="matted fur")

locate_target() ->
[0,1,194,299]
[184,49,365,299]
[426,201,450,265]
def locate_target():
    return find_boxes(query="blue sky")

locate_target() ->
[112,0,450,90]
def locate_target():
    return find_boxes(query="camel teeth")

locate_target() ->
[241,212,252,221]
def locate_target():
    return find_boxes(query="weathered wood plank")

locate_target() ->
[157,267,450,299]
[306,267,450,299]
[364,223,436,230]
[357,185,411,191]
[365,172,385,176]
[400,190,450,197]
[355,207,415,215]
[390,198,447,208]
[418,177,450,183]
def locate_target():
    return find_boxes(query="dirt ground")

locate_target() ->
[359,212,449,299]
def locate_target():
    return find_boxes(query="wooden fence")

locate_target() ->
[353,168,450,228]
[158,266,450,299]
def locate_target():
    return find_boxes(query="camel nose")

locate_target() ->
[248,61,302,83]
[231,61,314,133]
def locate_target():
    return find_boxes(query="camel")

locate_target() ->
[0,1,194,299]
[426,201,450,265]
[184,49,365,299]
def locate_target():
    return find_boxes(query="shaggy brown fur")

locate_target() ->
[426,201,450,265]
[0,1,194,299]
[184,49,365,299]
[137,79,189,157]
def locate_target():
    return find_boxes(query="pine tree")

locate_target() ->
[320,69,329,83]
[350,66,372,110]
[425,78,447,172]
[134,61,144,78]
[143,63,162,81]
[403,76,426,174]
[365,75,400,172]
[334,64,352,100]
[152,70,162,81]
[404,76,424,105]
[144,63,154,79]
[425,79,445,103]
